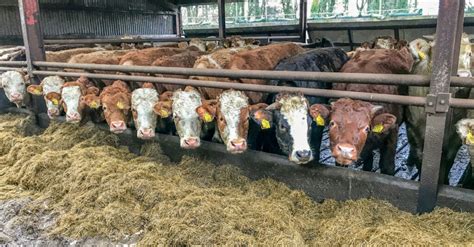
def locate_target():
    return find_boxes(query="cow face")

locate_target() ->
[102,92,131,134]
[61,86,83,123]
[170,87,203,149]
[456,119,474,145]
[267,94,314,164]
[313,98,397,166]
[132,88,159,139]
[27,76,65,118]
[0,71,28,107]
[373,36,397,49]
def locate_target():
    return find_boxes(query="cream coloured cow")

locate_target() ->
[27,76,65,119]
[0,71,29,107]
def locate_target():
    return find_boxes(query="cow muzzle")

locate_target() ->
[47,109,60,119]
[290,149,313,164]
[333,143,357,166]
[137,128,155,139]
[66,112,81,123]
[9,92,23,103]
[110,121,127,134]
[227,138,247,154]
[181,137,201,149]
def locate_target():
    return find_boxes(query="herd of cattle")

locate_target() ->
[1,35,473,186]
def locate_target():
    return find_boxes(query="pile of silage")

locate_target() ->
[0,114,473,245]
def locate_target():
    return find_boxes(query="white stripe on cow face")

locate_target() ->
[1,71,26,106]
[132,88,159,139]
[41,76,64,118]
[278,95,313,164]
[62,86,82,123]
[172,89,202,148]
[218,90,249,152]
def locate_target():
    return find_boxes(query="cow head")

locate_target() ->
[198,90,270,154]
[189,38,207,52]
[132,84,159,139]
[27,76,65,119]
[157,87,204,149]
[312,98,397,166]
[373,36,397,49]
[101,91,131,134]
[456,119,474,145]
[0,71,29,107]
[266,93,314,164]
[61,84,85,123]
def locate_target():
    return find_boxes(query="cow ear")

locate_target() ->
[154,100,172,118]
[82,94,101,109]
[196,99,217,123]
[370,105,384,116]
[45,92,62,106]
[250,106,273,130]
[27,85,43,95]
[371,113,397,134]
[309,104,330,126]
[265,102,282,111]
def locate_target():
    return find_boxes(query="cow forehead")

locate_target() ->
[331,102,371,125]
[218,91,249,119]
[172,90,201,117]
[278,95,308,115]
[62,86,81,97]
[1,71,24,85]
[132,88,158,108]
[42,76,64,94]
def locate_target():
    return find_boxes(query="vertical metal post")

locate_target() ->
[217,0,226,40]
[417,0,465,214]
[18,0,46,113]
[176,7,183,38]
[299,0,308,43]
[347,29,354,51]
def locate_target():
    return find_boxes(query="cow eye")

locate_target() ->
[279,123,286,132]
[364,126,370,133]
[329,121,336,128]
[103,106,108,111]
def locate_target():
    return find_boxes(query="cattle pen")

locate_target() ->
[0,0,474,243]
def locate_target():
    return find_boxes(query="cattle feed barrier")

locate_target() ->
[0,0,469,213]
[30,70,474,109]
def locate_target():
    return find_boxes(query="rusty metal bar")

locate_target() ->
[176,6,183,38]
[0,67,26,72]
[217,0,226,40]
[18,0,46,114]
[299,0,308,43]
[417,0,464,214]
[32,70,431,106]
[32,61,474,87]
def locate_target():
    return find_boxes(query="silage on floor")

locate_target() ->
[0,114,472,245]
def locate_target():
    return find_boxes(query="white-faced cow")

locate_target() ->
[60,76,100,123]
[27,76,65,119]
[0,71,29,107]
[131,83,159,139]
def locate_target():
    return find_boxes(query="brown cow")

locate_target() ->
[151,50,208,92]
[199,43,304,104]
[119,47,188,66]
[85,80,132,133]
[312,48,414,175]
[46,47,105,63]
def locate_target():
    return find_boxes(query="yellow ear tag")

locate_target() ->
[261,119,270,129]
[159,109,169,118]
[372,124,384,133]
[203,112,213,122]
[418,51,426,60]
[51,98,59,106]
[466,131,474,145]
[116,101,124,110]
[315,115,325,126]
[89,101,99,109]
[33,89,42,95]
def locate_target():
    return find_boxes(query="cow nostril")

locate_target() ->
[296,150,311,159]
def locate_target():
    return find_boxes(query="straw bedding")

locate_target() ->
[0,114,472,245]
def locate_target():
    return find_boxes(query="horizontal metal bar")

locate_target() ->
[0,61,28,66]
[32,70,427,106]
[43,35,301,44]
[0,67,26,72]
[33,61,474,87]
